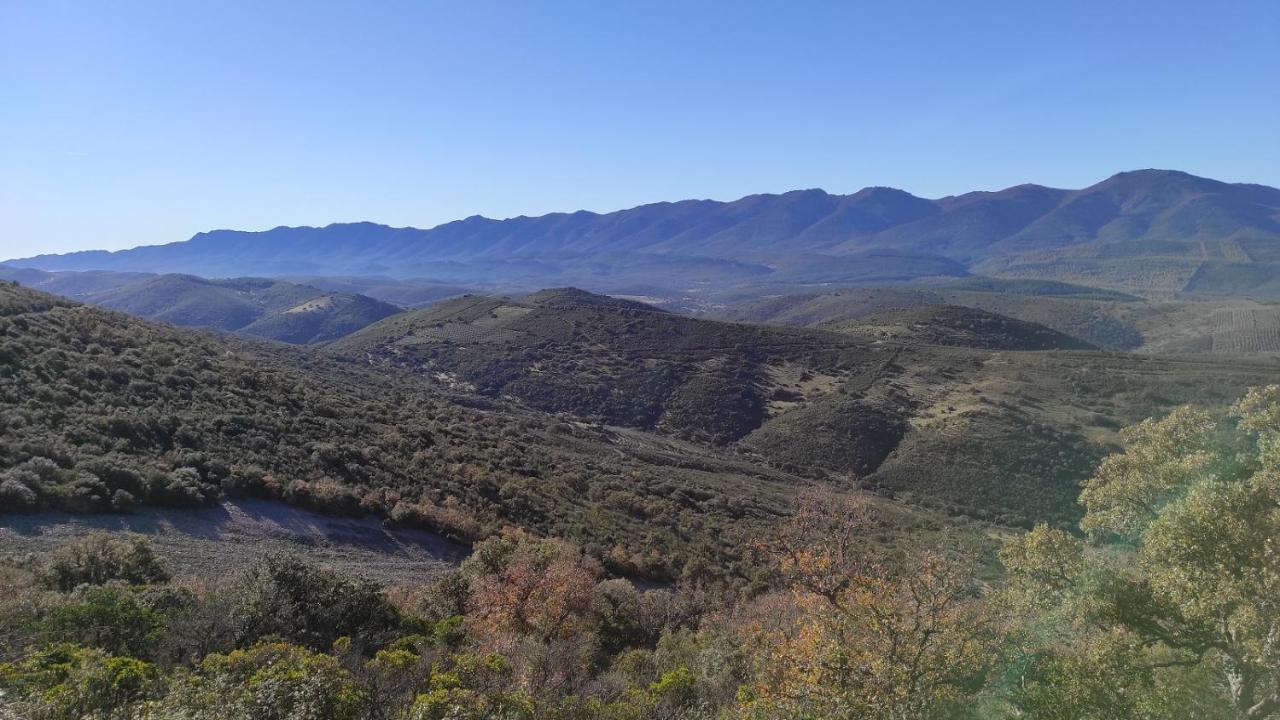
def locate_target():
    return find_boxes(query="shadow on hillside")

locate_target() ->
[0,498,469,564]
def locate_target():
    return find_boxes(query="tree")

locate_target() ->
[463,532,603,696]
[1002,388,1280,719]
[739,490,994,719]
[39,585,166,659]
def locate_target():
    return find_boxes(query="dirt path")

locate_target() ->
[0,499,468,586]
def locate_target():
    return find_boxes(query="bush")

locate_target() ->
[0,643,161,720]
[41,533,170,592]
[39,585,166,659]
[139,642,367,719]
[0,476,39,512]
[151,466,214,507]
[231,556,401,652]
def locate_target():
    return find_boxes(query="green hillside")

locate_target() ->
[281,274,475,307]
[722,287,1146,350]
[722,284,1280,356]
[0,281,848,579]
[332,288,1274,526]
[329,288,882,444]
[0,265,155,297]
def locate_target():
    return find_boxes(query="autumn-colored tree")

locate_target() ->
[463,532,603,696]
[1001,389,1280,720]
[466,532,601,645]
[740,490,994,719]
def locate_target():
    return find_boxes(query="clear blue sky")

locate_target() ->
[3,0,1279,258]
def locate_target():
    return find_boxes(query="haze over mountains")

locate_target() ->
[12,169,1280,297]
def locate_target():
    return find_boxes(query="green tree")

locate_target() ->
[148,641,366,720]
[1002,389,1280,719]
[39,585,166,659]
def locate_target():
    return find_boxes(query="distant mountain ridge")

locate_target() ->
[11,169,1280,295]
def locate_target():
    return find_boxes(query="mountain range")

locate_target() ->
[11,170,1280,296]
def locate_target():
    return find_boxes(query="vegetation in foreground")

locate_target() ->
[3,388,1279,718]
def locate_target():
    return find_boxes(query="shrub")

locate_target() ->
[231,556,401,652]
[0,476,39,512]
[151,642,365,720]
[0,643,161,720]
[41,533,170,592]
[39,585,166,659]
[152,466,213,507]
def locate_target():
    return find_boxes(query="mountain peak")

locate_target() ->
[1091,168,1224,193]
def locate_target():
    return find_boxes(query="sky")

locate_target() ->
[2,0,1279,259]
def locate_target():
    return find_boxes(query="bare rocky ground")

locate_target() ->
[0,499,468,586]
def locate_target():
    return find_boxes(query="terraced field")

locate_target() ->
[1211,308,1280,353]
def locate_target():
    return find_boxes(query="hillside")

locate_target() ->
[724,285,1280,356]
[82,274,402,344]
[1,276,1272,535]
[12,170,1280,296]
[0,264,155,297]
[826,305,1097,350]
[723,287,1145,350]
[281,275,474,307]
[0,281,848,579]
[330,288,1275,526]
[328,288,882,444]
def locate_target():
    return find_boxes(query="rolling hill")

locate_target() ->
[2,271,404,345]
[328,288,882,444]
[723,287,1147,350]
[279,275,474,307]
[824,305,1097,350]
[0,265,156,297]
[0,281,852,579]
[329,287,1276,525]
[12,170,1280,296]
[723,284,1280,356]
